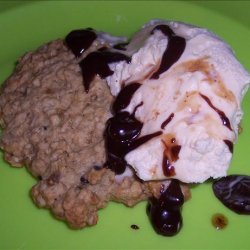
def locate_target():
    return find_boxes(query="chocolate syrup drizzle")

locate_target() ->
[80,50,130,92]
[112,82,141,114]
[150,25,186,79]
[213,175,250,214]
[223,140,233,153]
[200,93,232,131]
[161,113,174,129]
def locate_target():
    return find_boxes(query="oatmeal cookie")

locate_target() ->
[0,35,190,229]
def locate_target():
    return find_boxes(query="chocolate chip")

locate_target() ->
[80,176,89,185]
[93,165,102,171]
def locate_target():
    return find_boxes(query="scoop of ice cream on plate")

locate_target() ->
[106,20,250,183]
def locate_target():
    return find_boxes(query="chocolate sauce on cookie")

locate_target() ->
[105,110,162,174]
[161,136,181,177]
[147,179,184,236]
[65,28,97,57]
[162,155,176,177]
[150,25,186,79]
[65,28,131,92]
[104,24,187,175]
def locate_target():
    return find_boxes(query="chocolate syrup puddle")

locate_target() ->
[147,179,184,236]
[104,25,186,174]
[150,25,186,79]
[65,28,131,92]
[65,28,97,57]
[80,50,130,92]
[161,113,174,129]
[200,93,232,131]
[132,101,143,116]
[223,140,233,153]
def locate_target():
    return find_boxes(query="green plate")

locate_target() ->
[1,1,250,249]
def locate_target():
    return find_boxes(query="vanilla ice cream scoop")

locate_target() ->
[105,20,250,183]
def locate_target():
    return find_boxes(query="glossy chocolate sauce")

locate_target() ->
[162,137,181,177]
[213,175,250,214]
[132,102,143,116]
[80,50,130,92]
[105,82,162,174]
[223,140,233,153]
[161,113,174,129]
[147,179,184,236]
[150,25,186,79]
[65,28,97,57]
[112,83,141,114]
[65,28,131,92]
[200,93,232,131]
[105,110,162,174]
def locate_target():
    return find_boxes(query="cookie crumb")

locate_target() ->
[238,123,243,134]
